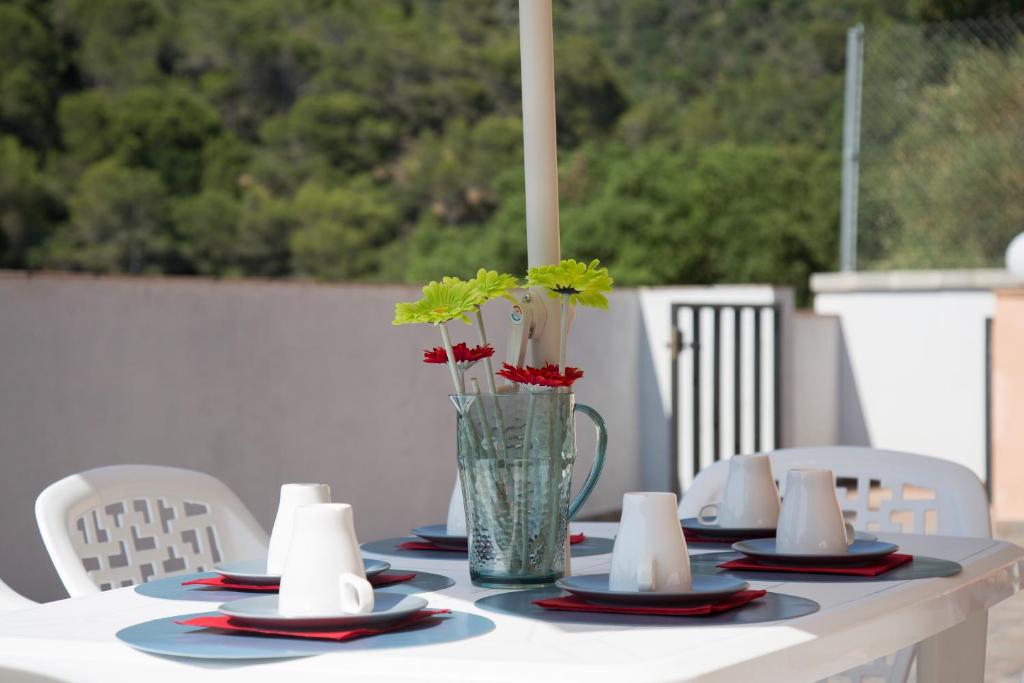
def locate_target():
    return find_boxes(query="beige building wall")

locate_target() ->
[0,272,649,601]
[993,289,1024,521]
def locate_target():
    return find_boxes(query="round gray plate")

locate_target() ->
[135,570,456,603]
[556,573,748,606]
[362,535,615,559]
[682,519,877,543]
[219,592,427,629]
[213,558,390,585]
[732,538,899,565]
[412,524,467,549]
[691,551,962,582]
[117,609,495,660]
[475,587,819,627]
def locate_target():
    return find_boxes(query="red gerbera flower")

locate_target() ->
[423,343,495,369]
[497,363,584,388]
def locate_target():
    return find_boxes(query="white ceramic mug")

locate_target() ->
[697,455,781,529]
[278,503,374,615]
[776,469,855,555]
[609,492,691,592]
[267,483,332,574]
[446,472,467,536]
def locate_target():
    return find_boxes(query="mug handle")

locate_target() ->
[338,572,375,614]
[843,522,856,547]
[698,503,720,525]
[567,404,608,520]
[636,554,656,593]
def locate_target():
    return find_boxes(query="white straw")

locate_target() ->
[474,310,498,395]
[558,294,570,374]
[439,323,465,395]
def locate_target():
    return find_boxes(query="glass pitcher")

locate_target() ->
[451,391,607,588]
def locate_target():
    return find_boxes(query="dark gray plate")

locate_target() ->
[475,587,819,627]
[135,570,456,602]
[732,538,899,565]
[691,551,962,582]
[218,592,426,629]
[116,610,495,660]
[681,518,878,543]
[361,535,615,559]
[555,573,748,606]
[681,518,776,539]
[212,558,390,585]
[412,524,467,549]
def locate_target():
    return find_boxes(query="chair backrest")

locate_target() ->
[679,446,991,538]
[0,578,37,613]
[36,465,269,597]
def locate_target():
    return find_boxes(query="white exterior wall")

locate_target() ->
[814,286,996,480]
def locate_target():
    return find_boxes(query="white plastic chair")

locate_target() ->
[36,465,269,597]
[0,578,37,613]
[679,446,991,683]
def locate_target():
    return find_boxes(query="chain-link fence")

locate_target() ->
[847,15,1024,271]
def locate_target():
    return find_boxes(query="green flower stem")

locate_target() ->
[473,310,498,395]
[558,294,570,375]
[439,323,465,394]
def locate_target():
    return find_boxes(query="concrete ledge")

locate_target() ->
[811,269,1024,293]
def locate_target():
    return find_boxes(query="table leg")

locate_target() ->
[916,612,988,683]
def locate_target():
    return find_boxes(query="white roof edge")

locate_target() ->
[811,269,1024,293]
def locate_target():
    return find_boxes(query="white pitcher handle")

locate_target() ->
[338,572,375,614]
[636,554,656,593]
[698,503,720,526]
[844,522,856,547]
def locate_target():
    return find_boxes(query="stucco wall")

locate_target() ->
[814,277,997,480]
[992,289,1024,521]
[0,272,651,601]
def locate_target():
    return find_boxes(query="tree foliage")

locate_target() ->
[0,0,1004,300]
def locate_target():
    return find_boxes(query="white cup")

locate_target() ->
[267,483,332,574]
[446,472,467,536]
[697,455,781,529]
[609,492,691,592]
[278,503,374,615]
[776,469,855,555]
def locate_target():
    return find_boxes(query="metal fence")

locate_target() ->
[841,15,1024,271]
[670,303,781,491]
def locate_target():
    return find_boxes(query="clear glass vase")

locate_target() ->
[451,390,607,588]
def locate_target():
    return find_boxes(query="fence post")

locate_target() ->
[840,23,865,272]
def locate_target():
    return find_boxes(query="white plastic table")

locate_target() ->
[0,523,1020,683]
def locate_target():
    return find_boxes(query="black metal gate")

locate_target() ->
[670,303,782,491]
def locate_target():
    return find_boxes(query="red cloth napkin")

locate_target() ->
[399,533,586,552]
[176,609,450,642]
[181,572,417,592]
[533,589,766,616]
[718,553,913,576]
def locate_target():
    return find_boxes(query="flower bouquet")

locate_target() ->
[394,260,613,587]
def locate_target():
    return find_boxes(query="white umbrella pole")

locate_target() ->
[518,0,562,367]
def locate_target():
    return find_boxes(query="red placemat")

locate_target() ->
[718,553,913,577]
[533,589,766,616]
[399,533,585,552]
[176,609,449,642]
[182,572,417,592]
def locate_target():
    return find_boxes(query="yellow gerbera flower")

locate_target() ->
[525,258,614,309]
[468,269,519,303]
[393,279,487,326]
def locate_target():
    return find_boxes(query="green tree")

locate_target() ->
[34,160,170,273]
[0,136,61,268]
[172,190,243,275]
[0,4,63,150]
[289,179,402,280]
